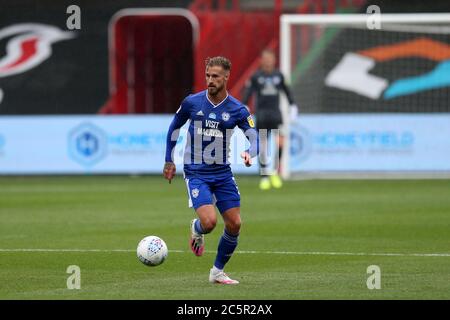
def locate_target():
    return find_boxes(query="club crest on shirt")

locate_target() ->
[273,76,281,85]
[221,112,230,121]
[208,113,216,120]
[191,188,199,198]
[247,115,255,128]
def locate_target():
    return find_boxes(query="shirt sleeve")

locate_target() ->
[280,73,295,105]
[236,106,259,158]
[165,98,191,162]
[241,74,256,106]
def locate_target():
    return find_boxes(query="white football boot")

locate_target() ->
[209,268,239,285]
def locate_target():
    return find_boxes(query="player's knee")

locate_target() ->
[201,217,217,233]
[226,218,241,235]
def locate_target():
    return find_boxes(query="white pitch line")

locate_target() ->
[0,248,182,253]
[237,251,450,257]
[0,248,449,257]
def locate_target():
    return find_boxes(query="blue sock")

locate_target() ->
[194,219,206,234]
[214,229,239,270]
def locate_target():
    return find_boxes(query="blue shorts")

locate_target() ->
[184,173,241,214]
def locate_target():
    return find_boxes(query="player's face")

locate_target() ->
[205,66,228,96]
[261,52,276,73]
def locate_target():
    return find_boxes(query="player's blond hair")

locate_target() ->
[205,56,232,71]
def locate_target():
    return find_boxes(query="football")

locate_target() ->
[137,235,168,267]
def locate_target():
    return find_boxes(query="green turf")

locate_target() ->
[0,176,449,299]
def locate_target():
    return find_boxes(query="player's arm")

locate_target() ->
[280,73,299,121]
[241,74,256,106]
[280,73,295,105]
[237,106,259,167]
[164,99,191,182]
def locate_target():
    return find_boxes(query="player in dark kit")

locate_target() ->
[242,49,298,190]
[163,57,259,284]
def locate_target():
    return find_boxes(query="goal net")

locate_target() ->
[280,14,450,178]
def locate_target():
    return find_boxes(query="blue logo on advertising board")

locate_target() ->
[68,123,107,166]
[290,125,312,161]
[290,123,416,168]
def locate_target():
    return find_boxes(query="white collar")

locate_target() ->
[206,91,228,108]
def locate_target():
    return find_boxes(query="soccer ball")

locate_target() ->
[137,236,168,267]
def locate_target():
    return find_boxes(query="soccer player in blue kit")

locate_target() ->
[163,57,259,284]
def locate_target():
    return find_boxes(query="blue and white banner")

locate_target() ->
[0,116,257,174]
[1,114,449,174]
[289,114,450,172]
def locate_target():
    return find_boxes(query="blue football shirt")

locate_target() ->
[165,90,259,176]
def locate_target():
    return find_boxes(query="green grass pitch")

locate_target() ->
[0,176,449,299]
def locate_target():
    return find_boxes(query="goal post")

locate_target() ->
[280,13,450,179]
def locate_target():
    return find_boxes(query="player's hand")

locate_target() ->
[289,104,298,122]
[240,152,252,167]
[163,162,176,183]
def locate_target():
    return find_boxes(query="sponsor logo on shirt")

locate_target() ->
[247,116,255,128]
[208,113,216,120]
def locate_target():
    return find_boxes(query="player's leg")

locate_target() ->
[209,176,241,284]
[194,204,217,233]
[191,204,216,256]
[276,132,284,172]
[270,130,283,189]
[185,177,215,256]
[257,123,271,190]
[209,206,241,285]
[257,112,283,189]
